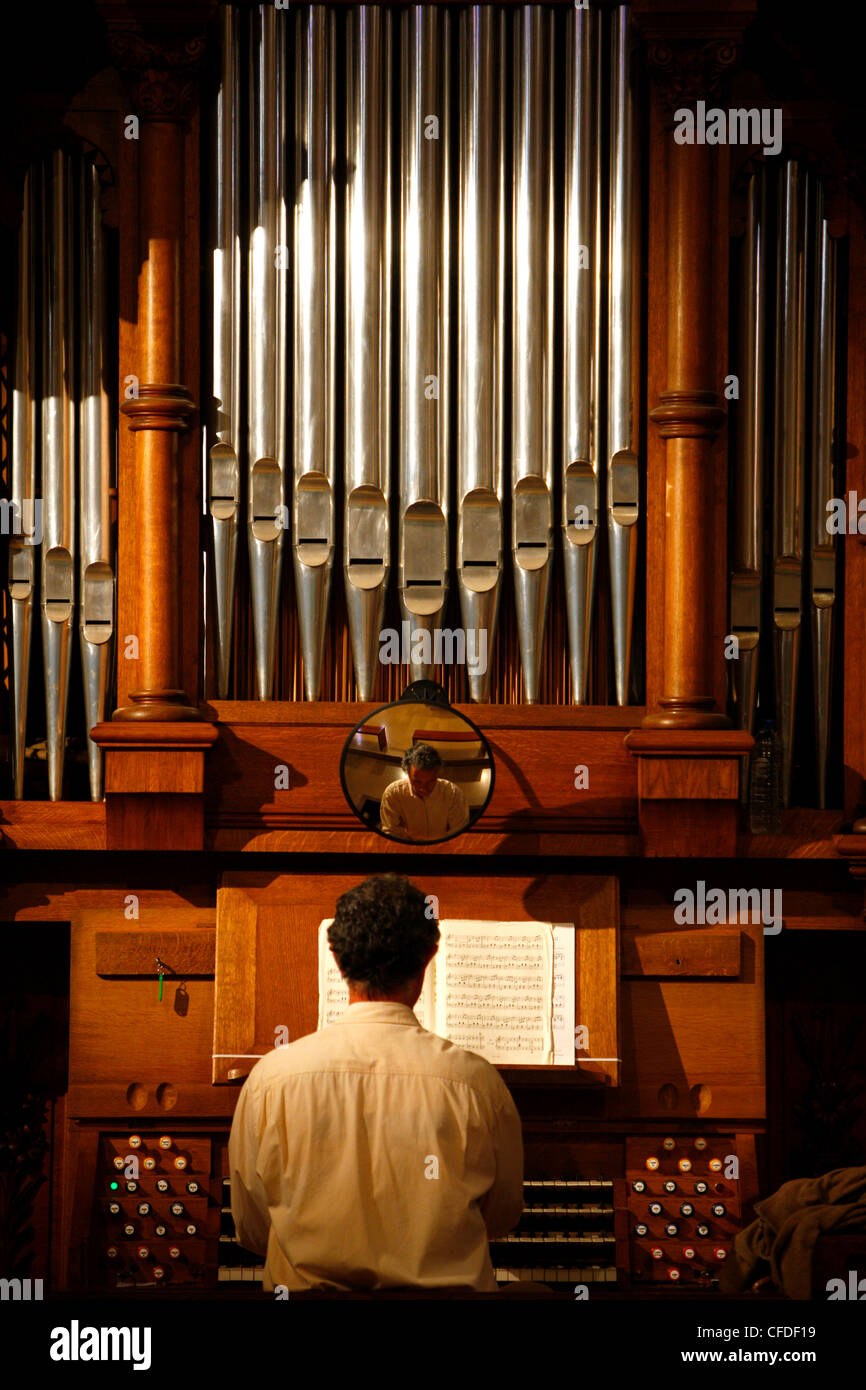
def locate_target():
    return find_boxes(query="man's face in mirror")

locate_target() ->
[407,766,439,800]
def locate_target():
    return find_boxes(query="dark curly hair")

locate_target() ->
[327,875,440,993]
[401,743,442,772]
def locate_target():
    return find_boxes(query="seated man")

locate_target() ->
[379,742,470,842]
[229,874,524,1292]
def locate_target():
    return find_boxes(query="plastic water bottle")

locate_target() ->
[749,721,783,833]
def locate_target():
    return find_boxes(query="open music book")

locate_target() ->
[318,918,575,1066]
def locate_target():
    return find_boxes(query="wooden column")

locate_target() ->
[649,140,726,728]
[105,18,207,721]
[91,6,217,850]
[118,122,195,719]
[627,5,754,853]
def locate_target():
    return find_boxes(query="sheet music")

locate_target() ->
[317,918,575,1067]
[552,924,576,1066]
[317,920,435,1030]
[434,920,554,1065]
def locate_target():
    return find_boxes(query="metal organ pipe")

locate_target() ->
[41,151,76,801]
[9,170,36,799]
[457,5,505,703]
[79,156,114,801]
[563,1,600,704]
[512,3,554,704]
[210,2,241,699]
[247,3,288,700]
[210,2,650,710]
[399,3,451,683]
[294,3,336,701]
[810,185,837,809]
[607,4,640,707]
[773,160,807,808]
[345,4,391,702]
[730,169,766,745]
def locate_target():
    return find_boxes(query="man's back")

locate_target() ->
[229,1001,524,1291]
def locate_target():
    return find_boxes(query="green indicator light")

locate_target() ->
[110,1181,119,1190]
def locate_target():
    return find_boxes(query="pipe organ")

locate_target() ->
[730,158,843,809]
[206,2,646,708]
[7,151,115,804]
[3,0,866,1323]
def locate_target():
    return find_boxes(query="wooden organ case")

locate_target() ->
[3,0,866,1308]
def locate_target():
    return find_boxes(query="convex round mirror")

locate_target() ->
[340,681,495,844]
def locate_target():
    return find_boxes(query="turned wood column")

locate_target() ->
[91,6,218,849]
[106,18,207,721]
[634,7,753,729]
[626,5,755,854]
[649,141,726,727]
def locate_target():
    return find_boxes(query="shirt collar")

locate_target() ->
[335,1001,421,1025]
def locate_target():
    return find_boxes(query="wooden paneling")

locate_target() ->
[208,827,641,856]
[66,1086,235,1119]
[639,800,739,857]
[95,928,215,976]
[639,758,738,801]
[1,882,215,919]
[626,729,753,856]
[69,909,215,1088]
[622,929,741,977]
[205,706,639,846]
[0,803,106,850]
[612,923,764,1120]
[104,750,205,794]
[212,872,620,1088]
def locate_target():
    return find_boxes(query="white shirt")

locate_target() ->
[229,1002,524,1291]
[379,776,470,840]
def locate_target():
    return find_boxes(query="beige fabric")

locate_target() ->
[379,776,470,840]
[229,1002,524,1291]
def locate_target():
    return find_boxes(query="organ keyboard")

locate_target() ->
[490,1179,619,1286]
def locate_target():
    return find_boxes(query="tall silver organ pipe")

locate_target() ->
[345,4,392,702]
[607,4,640,707]
[210,2,241,699]
[247,3,288,700]
[730,169,766,744]
[399,4,451,683]
[41,152,76,801]
[512,3,554,704]
[9,171,37,799]
[78,157,114,801]
[773,160,807,808]
[457,4,505,703]
[294,3,336,701]
[810,186,837,810]
[563,1,600,704]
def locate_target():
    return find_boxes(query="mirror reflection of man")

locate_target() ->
[379,742,470,842]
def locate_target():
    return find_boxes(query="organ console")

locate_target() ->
[3,0,866,1335]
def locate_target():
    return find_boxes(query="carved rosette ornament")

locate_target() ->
[107,29,207,123]
[643,37,740,121]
